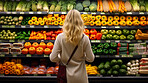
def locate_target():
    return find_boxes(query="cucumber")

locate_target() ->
[118,43,128,47]
[117,47,128,52]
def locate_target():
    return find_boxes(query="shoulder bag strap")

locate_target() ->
[66,34,84,65]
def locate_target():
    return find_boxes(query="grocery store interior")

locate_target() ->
[0,0,148,83]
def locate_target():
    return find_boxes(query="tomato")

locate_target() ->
[29,47,36,54]
[51,37,56,40]
[90,35,96,40]
[90,29,97,35]
[44,48,51,55]
[24,42,31,48]
[32,42,39,48]
[47,42,54,49]
[39,42,46,49]
[21,48,28,54]
[36,47,44,55]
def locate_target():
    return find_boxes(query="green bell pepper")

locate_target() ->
[130,30,137,35]
[127,35,135,40]
[101,35,106,40]
[120,35,126,40]
[97,49,103,54]
[104,43,110,48]
[110,42,117,48]
[113,35,120,40]
[97,43,104,48]
[123,29,129,36]
[109,30,116,35]
[101,29,108,35]
[116,30,122,35]
[103,49,108,54]
[92,49,96,54]
[106,34,113,40]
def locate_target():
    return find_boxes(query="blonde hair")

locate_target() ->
[62,9,84,45]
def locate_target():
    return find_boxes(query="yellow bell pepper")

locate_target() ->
[120,21,126,26]
[120,16,125,21]
[108,16,113,21]
[107,21,113,26]
[126,16,132,21]
[133,16,139,21]
[90,21,95,26]
[43,17,47,22]
[95,21,101,26]
[38,17,43,22]
[28,20,34,25]
[114,16,119,21]
[59,21,64,25]
[34,21,39,25]
[102,21,107,26]
[140,21,147,26]
[51,17,56,21]
[40,21,45,26]
[126,21,132,26]
[54,14,59,18]
[31,16,37,21]
[57,17,62,22]
[91,16,96,21]
[96,15,101,21]
[133,21,140,26]
[140,16,146,21]
[54,21,59,26]
[113,21,119,26]
[101,15,107,21]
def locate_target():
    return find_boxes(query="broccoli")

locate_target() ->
[76,3,83,11]
[82,0,90,8]
[89,3,97,12]
[84,7,89,12]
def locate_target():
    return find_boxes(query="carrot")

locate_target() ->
[100,0,103,12]
[5,70,10,75]
[108,0,113,12]
[110,0,117,12]
[97,0,100,11]
[0,64,2,70]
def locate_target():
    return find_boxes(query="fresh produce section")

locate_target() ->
[0,0,148,82]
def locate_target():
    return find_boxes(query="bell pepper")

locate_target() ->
[97,43,104,48]
[133,21,140,26]
[120,21,126,26]
[140,21,147,26]
[101,21,107,26]
[84,29,90,35]
[95,21,101,26]
[54,14,59,18]
[104,43,110,49]
[140,16,146,21]
[116,30,122,35]
[120,35,126,40]
[60,15,65,19]
[133,16,139,21]
[101,35,106,40]
[96,33,102,40]
[90,21,95,26]
[108,16,113,21]
[123,29,129,36]
[101,15,107,21]
[103,49,108,54]
[127,35,135,40]
[114,16,119,21]
[90,29,97,35]
[109,30,116,35]
[110,42,117,48]
[130,30,137,35]
[113,21,119,26]
[90,34,96,40]
[109,49,116,55]
[107,21,113,26]
[92,49,96,54]
[120,16,125,21]
[97,49,102,55]
[106,34,112,40]
[101,29,108,35]
[96,15,101,20]
[126,21,132,26]
[113,35,120,40]
[126,16,132,21]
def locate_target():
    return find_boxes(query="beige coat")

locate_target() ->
[50,33,95,83]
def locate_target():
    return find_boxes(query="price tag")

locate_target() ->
[96,40,101,43]
[84,26,87,28]
[91,40,95,43]
[101,26,106,28]
[59,26,62,28]
[12,12,17,14]
[44,25,49,28]
[21,25,26,28]
[0,54,5,57]
[37,12,42,14]
[6,12,11,14]
[34,74,38,76]
[49,12,53,14]
[61,12,66,14]
[127,12,132,14]
[115,55,120,57]
[138,40,142,43]
[100,12,105,15]
[29,12,34,14]
[139,12,144,14]
[9,40,15,42]
[26,54,31,57]
[115,40,120,43]
[0,74,4,76]
[96,55,100,58]
[91,12,96,14]
[83,12,88,14]
[106,40,110,43]
[46,74,51,76]
[115,13,119,15]
[126,40,130,43]
[44,55,49,57]
[0,40,2,42]
[115,26,120,28]
[12,54,17,57]
[30,25,35,28]
[20,12,24,14]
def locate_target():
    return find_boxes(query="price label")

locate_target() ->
[20,12,24,14]
[34,74,38,76]
[0,54,5,57]
[26,54,31,57]
[126,40,130,43]
[115,55,120,57]
[37,12,42,14]
[6,12,11,14]
[115,40,120,43]
[44,25,49,28]
[106,40,110,43]
[61,12,66,14]
[44,55,49,57]
[142,55,146,57]
[0,40,2,42]
[12,12,17,14]
[29,12,34,14]
[91,12,96,14]
[138,40,142,43]
[101,26,106,28]
[115,26,120,28]
[115,13,119,15]
[127,12,132,14]
[84,26,87,28]
[91,40,95,43]
[96,40,101,43]
[46,74,51,76]
[59,26,62,28]
[96,55,100,58]
[30,25,35,28]
[139,12,144,14]
[100,12,105,15]
[49,12,53,14]
[9,40,15,42]
[83,12,88,14]
[12,54,17,57]
[21,26,26,28]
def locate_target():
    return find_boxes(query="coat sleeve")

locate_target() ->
[84,36,95,62]
[50,35,61,62]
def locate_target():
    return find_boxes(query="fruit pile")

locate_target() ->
[15,31,30,40]
[92,42,117,55]
[28,14,65,26]
[22,42,54,55]
[0,16,23,25]
[29,29,62,40]
[86,64,99,75]
[0,59,24,75]
[101,29,136,40]
[98,59,127,76]
[0,30,17,40]
[135,29,148,40]
[82,15,148,26]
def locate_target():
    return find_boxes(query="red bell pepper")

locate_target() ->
[90,34,96,40]
[90,29,97,35]
[96,33,102,40]
[51,37,56,40]
[84,29,89,35]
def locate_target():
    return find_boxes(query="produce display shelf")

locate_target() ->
[91,40,146,43]
[0,40,55,43]
[49,12,148,15]
[0,12,48,15]
[0,25,147,29]
[0,54,49,58]
[95,55,148,58]
[0,75,148,82]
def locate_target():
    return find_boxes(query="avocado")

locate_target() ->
[104,64,110,70]
[112,65,120,70]
[112,71,118,75]
[119,69,126,75]
[121,65,127,69]
[107,70,112,75]
[100,69,106,75]
[117,59,123,65]
[111,59,117,66]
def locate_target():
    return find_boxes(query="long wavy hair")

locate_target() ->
[62,9,84,45]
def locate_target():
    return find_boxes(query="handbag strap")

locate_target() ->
[66,34,84,65]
